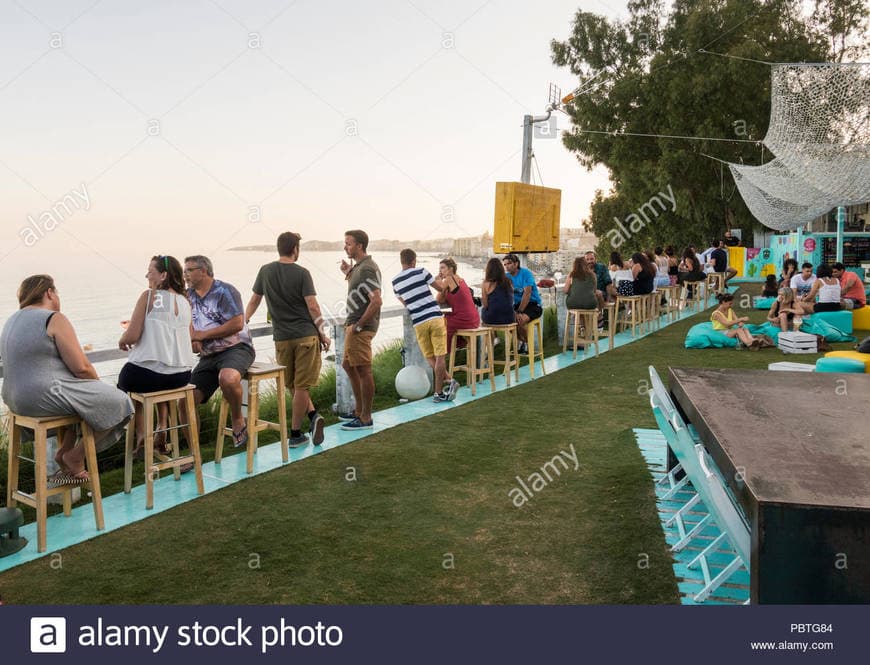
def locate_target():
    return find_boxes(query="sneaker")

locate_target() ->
[432,392,449,403]
[337,411,358,421]
[445,378,460,401]
[288,434,309,448]
[518,342,529,354]
[309,413,325,445]
[492,337,500,347]
[340,418,373,430]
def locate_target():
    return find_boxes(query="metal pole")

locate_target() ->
[836,206,845,264]
[521,115,533,184]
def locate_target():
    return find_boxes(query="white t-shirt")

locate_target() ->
[790,273,817,297]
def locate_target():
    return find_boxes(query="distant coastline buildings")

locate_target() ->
[232,227,599,275]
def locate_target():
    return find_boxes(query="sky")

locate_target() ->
[0,0,629,261]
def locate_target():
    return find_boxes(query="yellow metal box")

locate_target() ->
[492,182,561,253]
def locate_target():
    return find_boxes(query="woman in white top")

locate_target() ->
[798,263,842,314]
[117,255,196,454]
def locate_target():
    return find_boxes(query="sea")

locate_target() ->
[0,247,485,387]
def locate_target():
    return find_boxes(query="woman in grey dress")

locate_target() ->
[1,275,133,483]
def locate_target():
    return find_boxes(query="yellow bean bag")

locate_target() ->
[852,306,870,330]
[824,350,870,373]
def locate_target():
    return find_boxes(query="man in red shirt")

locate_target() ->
[832,263,867,309]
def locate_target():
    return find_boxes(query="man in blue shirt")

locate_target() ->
[502,253,543,354]
[185,255,254,448]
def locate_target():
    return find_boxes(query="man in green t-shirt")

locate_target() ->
[246,232,331,447]
[339,229,382,430]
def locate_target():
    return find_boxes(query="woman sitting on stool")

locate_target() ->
[0,275,133,483]
[117,255,196,458]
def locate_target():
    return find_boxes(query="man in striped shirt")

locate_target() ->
[392,249,459,402]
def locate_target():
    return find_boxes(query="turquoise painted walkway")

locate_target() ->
[2,301,713,574]
[633,427,750,605]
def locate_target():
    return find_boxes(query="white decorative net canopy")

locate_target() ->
[728,62,870,231]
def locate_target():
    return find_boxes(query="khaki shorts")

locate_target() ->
[344,328,375,367]
[414,317,447,358]
[275,336,322,390]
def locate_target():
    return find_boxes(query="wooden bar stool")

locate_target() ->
[680,280,705,313]
[448,327,496,396]
[563,309,600,358]
[525,316,547,378]
[215,362,288,474]
[123,385,204,510]
[486,323,520,386]
[659,285,682,322]
[6,412,104,553]
[599,302,618,350]
[645,292,661,332]
[706,272,726,298]
[616,294,647,337]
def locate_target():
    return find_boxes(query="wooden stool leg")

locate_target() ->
[562,312,570,355]
[168,401,181,481]
[511,329,520,383]
[214,398,228,464]
[81,421,104,531]
[247,379,259,474]
[124,410,135,493]
[573,313,581,360]
[144,398,155,510]
[185,391,205,496]
[485,335,496,392]
[34,425,48,553]
[277,371,288,464]
[448,336,457,377]
[527,321,535,378]
[7,417,21,508]
[467,337,477,396]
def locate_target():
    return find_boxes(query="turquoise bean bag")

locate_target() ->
[754,296,776,310]
[812,310,853,334]
[815,357,866,373]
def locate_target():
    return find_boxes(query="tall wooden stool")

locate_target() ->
[563,309,600,358]
[706,272,726,299]
[6,412,104,553]
[599,302,618,350]
[486,323,520,386]
[617,295,647,337]
[645,292,661,332]
[680,280,705,313]
[124,385,204,510]
[659,285,682,322]
[525,316,547,377]
[215,362,288,474]
[448,327,496,396]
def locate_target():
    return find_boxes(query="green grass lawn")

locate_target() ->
[0,296,862,604]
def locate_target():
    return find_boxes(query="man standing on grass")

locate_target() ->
[502,253,543,354]
[245,231,331,447]
[392,249,459,403]
[339,229,381,430]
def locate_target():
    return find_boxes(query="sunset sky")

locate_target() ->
[0,0,627,261]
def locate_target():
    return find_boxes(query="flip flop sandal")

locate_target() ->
[65,470,90,485]
[47,470,70,487]
[232,424,248,448]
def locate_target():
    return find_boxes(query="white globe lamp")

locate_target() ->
[395,365,431,400]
